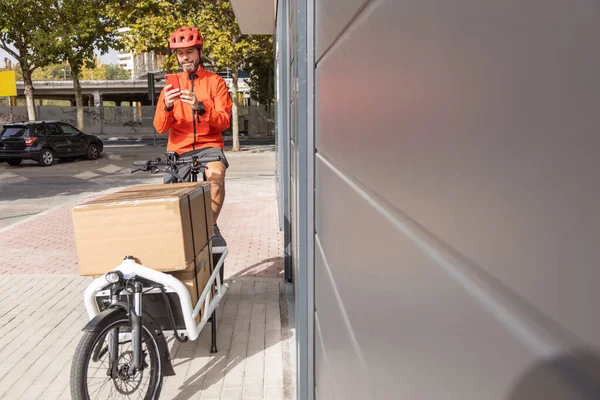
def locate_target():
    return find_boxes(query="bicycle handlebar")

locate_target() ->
[134,156,220,168]
[131,155,221,177]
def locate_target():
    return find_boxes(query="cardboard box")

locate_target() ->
[73,182,213,276]
[171,245,213,324]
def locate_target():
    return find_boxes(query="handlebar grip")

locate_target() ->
[178,156,220,164]
[133,160,148,167]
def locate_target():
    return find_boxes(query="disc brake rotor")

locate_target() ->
[113,350,143,395]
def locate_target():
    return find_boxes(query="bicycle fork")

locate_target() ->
[107,286,120,377]
[130,282,144,375]
[105,282,144,377]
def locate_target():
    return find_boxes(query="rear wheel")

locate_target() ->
[38,148,54,166]
[70,317,163,400]
[7,158,22,166]
[87,143,99,160]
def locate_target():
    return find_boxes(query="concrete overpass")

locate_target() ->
[15,76,249,106]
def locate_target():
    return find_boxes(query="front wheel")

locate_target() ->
[70,316,163,400]
[87,143,100,160]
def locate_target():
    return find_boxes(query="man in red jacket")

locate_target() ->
[154,26,233,247]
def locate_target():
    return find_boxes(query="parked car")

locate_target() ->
[0,121,104,166]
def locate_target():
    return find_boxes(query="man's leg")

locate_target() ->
[205,160,226,247]
[204,160,226,223]
[196,147,228,247]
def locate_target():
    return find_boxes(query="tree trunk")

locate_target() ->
[267,102,272,135]
[231,67,240,151]
[70,63,84,130]
[22,67,36,121]
[267,64,273,135]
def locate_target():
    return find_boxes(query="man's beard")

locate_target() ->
[181,60,199,72]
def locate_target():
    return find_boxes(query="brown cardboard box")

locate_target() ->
[117,182,214,248]
[170,245,213,324]
[73,182,213,276]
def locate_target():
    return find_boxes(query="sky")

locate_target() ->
[0,48,120,66]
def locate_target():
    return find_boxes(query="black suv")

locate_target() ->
[0,121,104,166]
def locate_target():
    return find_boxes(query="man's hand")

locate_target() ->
[180,89,200,111]
[164,84,181,109]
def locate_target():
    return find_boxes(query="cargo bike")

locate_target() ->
[70,152,228,399]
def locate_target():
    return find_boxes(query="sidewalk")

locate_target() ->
[0,153,293,399]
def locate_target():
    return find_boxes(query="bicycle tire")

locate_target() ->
[70,315,164,400]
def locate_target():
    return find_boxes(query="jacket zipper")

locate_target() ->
[191,79,196,152]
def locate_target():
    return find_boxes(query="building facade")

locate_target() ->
[234,1,600,399]
[117,27,166,80]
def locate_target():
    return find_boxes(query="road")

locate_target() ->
[0,137,276,229]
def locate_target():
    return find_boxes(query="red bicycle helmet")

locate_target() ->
[169,26,203,49]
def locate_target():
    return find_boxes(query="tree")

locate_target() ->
[198,0,272,150]
[80,59,107,81]
[246,37,275,134]
[122,0,272,151]
[116,0,186,72]
[15,62,71,81]
[105,64,130,80]
[19,61,129,81]
[246,37,274,105]
[49,0,123,129]
[0,0,58,120]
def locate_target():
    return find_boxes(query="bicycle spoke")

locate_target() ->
[85,320,155,399]
[89,376,112,399]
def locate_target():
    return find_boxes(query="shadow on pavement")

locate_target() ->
[168,257,286,399]
[229,257,284,279]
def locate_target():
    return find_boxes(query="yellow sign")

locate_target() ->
[0,70,17,96]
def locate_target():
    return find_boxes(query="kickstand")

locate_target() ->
[210,311,218,353]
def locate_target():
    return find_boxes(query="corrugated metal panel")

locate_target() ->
[315,0,368,60]
[312,0,600,398]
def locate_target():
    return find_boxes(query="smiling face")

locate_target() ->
[175,46,201,73]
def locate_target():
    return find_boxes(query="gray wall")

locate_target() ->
[310,0,600,399]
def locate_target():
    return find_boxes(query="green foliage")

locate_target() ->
[197,0,240,71]
[0,0,59,72]
[198,0,272,73]
[105,64,131,80]
[47,0,126,128]
[0,0,60,118]
[81,61,107,81]
[121,0,273,74]
[48,0,123,74]
[13,61,130,81]
[246,37,274,104]
[117,0,197,72]
[30,63,71,81]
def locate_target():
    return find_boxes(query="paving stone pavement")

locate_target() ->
[0,153,293,400]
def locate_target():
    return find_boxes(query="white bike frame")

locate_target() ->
[83,248,229,342]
